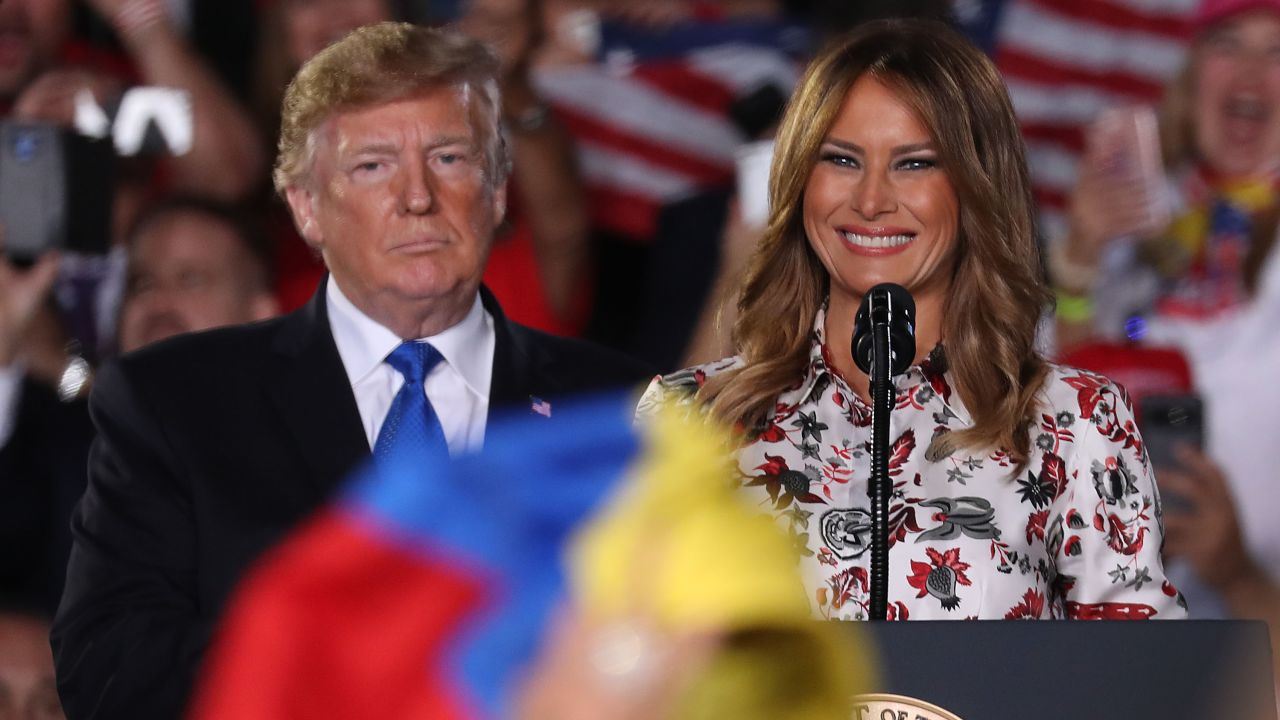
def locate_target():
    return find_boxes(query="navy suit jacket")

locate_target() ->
[0,379,93,614]
[51,283,652,718]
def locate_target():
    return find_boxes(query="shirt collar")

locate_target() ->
[424,294,492,400]
[787,304,973,427]
[326,278,493,399]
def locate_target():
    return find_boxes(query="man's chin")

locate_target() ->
[386,264,482,300]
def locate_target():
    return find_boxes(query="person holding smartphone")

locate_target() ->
[1052,0,1280,347]
[1050,0,1280,629]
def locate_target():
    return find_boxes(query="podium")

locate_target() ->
[855,621,1275,719]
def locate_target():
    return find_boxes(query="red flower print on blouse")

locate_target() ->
[907,547,972,611]
[746,454,825,508]
[1004,588,1046,619]
[1025,509,1049,544]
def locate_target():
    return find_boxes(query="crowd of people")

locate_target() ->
[1,0,1279,717]
[1050,0,1280,684]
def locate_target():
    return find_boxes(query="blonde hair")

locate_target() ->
[272,22,512,194]
[703,19,1050,465]
[1155,31,1279,294]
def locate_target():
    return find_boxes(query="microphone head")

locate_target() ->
[852,283,917,376]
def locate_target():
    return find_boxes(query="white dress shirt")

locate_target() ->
[326,279,494,456]
[0,364,20,449]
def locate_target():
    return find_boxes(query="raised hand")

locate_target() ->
[1159,446,1258,592]
[0,232,60,367]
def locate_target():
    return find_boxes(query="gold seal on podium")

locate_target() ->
[852,693,964,720]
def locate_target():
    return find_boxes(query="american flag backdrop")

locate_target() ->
[979,0,1198,239]
[533,20,805,242]
[532,4,1199,244]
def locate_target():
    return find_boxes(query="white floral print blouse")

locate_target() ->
[637,310,1186,621]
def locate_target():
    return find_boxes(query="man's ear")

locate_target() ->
[491,181,508,227]
[285,186,323,249]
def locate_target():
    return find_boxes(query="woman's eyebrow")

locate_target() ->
[819,139,937,154]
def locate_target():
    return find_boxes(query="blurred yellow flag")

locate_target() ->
[569,403,876,719]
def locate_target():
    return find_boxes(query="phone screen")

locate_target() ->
[1138,393,1203,512]
[0,122,113,261]
[0,124,66,261]
[1088,106,1170,238]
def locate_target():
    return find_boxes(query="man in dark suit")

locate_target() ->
[51,23,651,718]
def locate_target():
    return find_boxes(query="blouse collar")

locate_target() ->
[781,305,974,427]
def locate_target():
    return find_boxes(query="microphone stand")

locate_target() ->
[867,300,894,621]
[852,284,914,622]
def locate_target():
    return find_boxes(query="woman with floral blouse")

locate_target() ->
[638,19,1186,621]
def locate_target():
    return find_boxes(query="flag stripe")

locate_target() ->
[1026,142,1082,195]
[535,38,798,241]
[1036,186,1069,213]
[536,67,741,165]
[1007,77,1139,126]
[684,42,802,94]
[575,142,700,201]
[998,45,1166,100]
[586,184,665,240]
[1021,123,1087,155]
[557,107,734,188]
[630,59,736,114]
[1022,0,1191,41]
[999,1,1186,82]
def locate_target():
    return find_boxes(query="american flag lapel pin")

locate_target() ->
[530,396,552,418]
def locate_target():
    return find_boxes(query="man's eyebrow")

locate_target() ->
[345,141,399,156]
[428,135,474,149]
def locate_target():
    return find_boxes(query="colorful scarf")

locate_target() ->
[1151,166,1278,320]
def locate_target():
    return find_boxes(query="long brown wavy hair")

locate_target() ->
[701,19,1051,465]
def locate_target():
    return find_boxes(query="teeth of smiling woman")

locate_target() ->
[841,232,913,248]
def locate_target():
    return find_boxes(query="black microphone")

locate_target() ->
[852,282,916,377]
[850,282,916,621]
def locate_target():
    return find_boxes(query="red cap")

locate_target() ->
[1193,0,1280,34]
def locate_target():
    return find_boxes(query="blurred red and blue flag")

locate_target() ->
[189,393,642,720]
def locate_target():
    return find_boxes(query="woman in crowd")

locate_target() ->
[1053,0,1280,628]
[1054,0,1280,352]
[639,19,1184,621]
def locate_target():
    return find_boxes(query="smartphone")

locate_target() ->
[0,122,114,262]
[1139,392,1203,512]
[1088,106,1170,238]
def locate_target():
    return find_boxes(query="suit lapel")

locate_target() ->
[266,282,370,498]
[484,287,537,412]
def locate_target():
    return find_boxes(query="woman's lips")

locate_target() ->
[838,227,916,256]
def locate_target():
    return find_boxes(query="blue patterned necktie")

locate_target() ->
[373,341,448,460]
